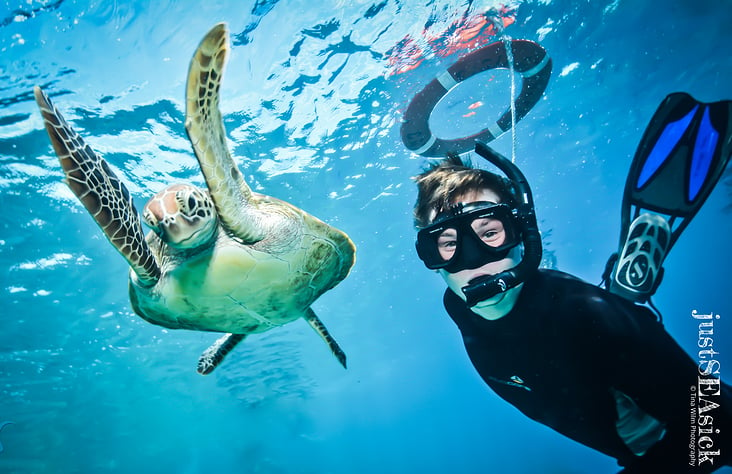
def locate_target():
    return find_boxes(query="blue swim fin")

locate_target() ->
[607,93,732,303]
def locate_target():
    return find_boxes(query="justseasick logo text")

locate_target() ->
[689,310,723,468]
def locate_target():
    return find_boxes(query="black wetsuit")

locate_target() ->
[444,268,731,473]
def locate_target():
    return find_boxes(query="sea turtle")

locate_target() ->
[34,23,356,375]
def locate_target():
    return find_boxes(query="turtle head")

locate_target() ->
[143,184,218,249]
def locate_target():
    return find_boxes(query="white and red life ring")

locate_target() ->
[400,39,552,156]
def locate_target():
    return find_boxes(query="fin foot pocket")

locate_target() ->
[609,213,670,303]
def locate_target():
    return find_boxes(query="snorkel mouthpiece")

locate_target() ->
[461,142,543,306]
[463,273,513,306]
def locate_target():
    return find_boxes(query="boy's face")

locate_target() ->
[433,188,521,308]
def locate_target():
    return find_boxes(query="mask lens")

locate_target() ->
[435,227,458,261]
[470,215,508,248]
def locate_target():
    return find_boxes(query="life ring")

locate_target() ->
[400,39,552,157]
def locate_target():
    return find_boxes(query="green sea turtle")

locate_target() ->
[34,23,356,375]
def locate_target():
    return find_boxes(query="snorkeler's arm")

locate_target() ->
[603,302,697,421]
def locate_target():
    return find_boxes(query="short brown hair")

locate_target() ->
[412,152,517,228]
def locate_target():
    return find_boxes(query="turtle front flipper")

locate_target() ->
[305,307,347,369]
[197,333,246,375]
[184,23,264,244]
[0,420,14,454]
[34,86,160,286]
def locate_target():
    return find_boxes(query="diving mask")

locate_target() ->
[416,202,521,273]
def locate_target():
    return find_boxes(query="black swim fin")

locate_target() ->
[607,92,732,303]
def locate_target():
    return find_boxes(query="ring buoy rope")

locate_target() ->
[400,39,552,157]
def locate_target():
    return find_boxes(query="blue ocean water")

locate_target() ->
[1,0,731,472]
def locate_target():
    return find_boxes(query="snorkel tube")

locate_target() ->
[462,142,543,306]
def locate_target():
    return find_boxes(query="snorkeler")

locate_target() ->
[411,93,732,472]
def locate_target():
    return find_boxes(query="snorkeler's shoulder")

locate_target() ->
[537,269,664,345]
[525,268,591,300]
[527,269,646,323]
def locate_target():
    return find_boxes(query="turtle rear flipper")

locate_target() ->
[197,333,246,375]
[185,23,265,244]
[34,86,160,286]
[196,309,348,374]
[305,308,347,369]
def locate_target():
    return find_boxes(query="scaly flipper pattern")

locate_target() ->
[197,333,246,375]
[34,86,160,286]
[185,23,264,244]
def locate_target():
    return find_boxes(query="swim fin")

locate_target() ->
[607,92,732,303]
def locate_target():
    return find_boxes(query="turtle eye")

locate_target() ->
[175,189,195,216]
[175,188,207,217]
